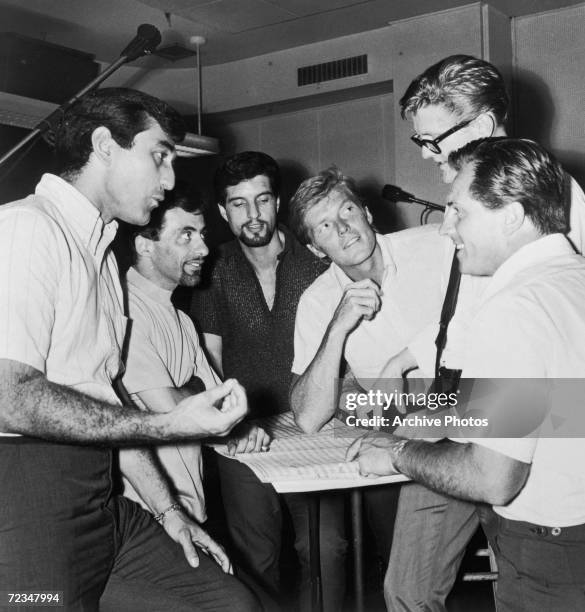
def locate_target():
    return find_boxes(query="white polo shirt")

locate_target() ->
[0,174,125,436]
[457,234,585,526]
[122,267,220,521]
[431,175,585,371]
[292,225,447,380]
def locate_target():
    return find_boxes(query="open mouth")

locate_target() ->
[183,260,204,274]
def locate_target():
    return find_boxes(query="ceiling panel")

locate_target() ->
[176,0,296,33]
[137,0,218,10]
[1,0,585,66]
[265,0,366,16]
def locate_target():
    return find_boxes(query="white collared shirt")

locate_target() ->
[0,174,126,435]
[439,175,585,370]
[456,234,585,526]
[293,224,446,381]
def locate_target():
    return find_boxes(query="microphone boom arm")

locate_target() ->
[0,25,161,171]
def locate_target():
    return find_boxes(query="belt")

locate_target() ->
[481,506,585,540]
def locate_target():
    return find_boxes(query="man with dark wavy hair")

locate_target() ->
[190,151,342,610]
[0,88,256,611]
[349,138,585,612]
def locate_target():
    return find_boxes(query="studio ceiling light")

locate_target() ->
[176,35,219,157]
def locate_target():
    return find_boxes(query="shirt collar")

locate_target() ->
[277,225,294,260]
[127,266,174,306]
[478,233,574,303]
[331,232,396,288]
[36,173,118,257]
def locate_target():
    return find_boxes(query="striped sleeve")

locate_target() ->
[0,208,61,372]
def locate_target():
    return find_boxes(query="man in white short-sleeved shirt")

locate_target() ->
[121,185,269,523]
[348,138,585,611]
[287,166,449,573]
[0,88,255,611]
[289,167,446,435]
[292,222,446,383]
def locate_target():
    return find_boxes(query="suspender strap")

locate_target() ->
[434,251,462,380]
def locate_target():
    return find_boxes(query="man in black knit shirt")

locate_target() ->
[190,151,346,610]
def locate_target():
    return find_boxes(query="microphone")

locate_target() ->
[119,24,162,62]
[382,184,445,212]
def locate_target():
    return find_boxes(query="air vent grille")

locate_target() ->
[298,54,368,87]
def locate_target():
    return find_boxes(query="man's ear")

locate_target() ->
[307,243,327,259]
[503,201,525,235]
[364,205,373,225]
[91,126,116,166]
[218,204,228,223]
[134,234,153,259]
[473,112,496,138]
[275,196,280,214]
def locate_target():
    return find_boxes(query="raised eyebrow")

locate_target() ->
[255,191,274,199]
[157,140,177,161]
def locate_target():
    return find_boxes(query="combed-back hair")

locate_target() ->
[214,151,281,205]
[288,166,364,245]
[400,55,509,125]
[448,137,568,235]
[54,87,185,178]
[135,181,205,242]
[123,181,205,266]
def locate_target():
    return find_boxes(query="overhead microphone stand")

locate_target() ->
[381,183,445,225]
[0,24,162,172]
[381,184,445,212]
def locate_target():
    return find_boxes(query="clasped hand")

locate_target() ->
[346,432,403,477]
[226,421,272,456]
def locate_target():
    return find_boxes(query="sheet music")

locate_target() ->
[214,411,400,485]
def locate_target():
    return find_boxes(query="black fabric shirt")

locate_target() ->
[190,226,327,418]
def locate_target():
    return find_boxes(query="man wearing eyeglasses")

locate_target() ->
[404,55,585,245]
[382,55,585,612]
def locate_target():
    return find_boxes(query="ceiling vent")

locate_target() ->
[298,54,367,87]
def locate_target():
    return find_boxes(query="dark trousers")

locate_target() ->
[478,505,585,612]
[0,438,258,612]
